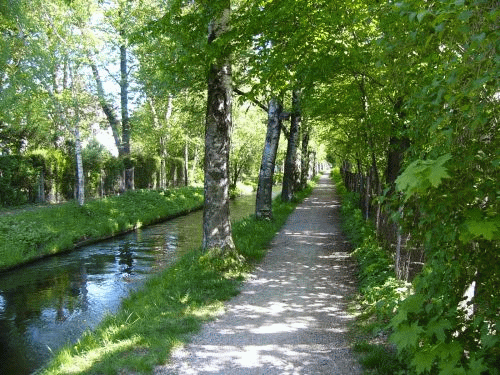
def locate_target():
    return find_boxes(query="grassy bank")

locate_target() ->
[331,169,409,374]
[39,180,316,375]
[0,187,204,271]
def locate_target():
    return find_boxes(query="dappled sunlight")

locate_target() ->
[160,245,358,373]
[156,174,361,374]
[164,343,357,374]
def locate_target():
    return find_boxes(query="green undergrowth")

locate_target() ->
[39,180,316,375]
[332,169,410,374]
[0,187,204,271]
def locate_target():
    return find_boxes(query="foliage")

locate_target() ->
[230,101,267,188]
[353,340,403,375]
[0,187,204,271]
[40,179,316,375]
[378,1,500,373]
[333,170,409,326]
[0,149,72,206]
[0,155,37,206]
[332,169,409,373]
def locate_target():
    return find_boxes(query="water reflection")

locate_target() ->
[0,190,275,375]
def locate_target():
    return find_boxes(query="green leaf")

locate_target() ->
[435,22,445,32]
[481,331,499,349]
[427,154,451,187]
[461,217,500,242]
[390,308,408,327]
[412,349,436,374]
[417,11,427,22]
[427,318,451,342]
[402,293,425,314]
[437,341,463,370]
[458,10,473,21]
[396,154,452,199]
[390,322,423,350]
[467,355,488,375]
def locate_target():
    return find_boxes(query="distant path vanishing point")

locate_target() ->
[155,173,362,375]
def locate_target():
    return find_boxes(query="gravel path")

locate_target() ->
[154,173,362,375]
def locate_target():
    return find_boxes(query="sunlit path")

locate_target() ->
[155,173,362,374]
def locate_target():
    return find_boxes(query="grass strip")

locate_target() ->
[39,180,316,375]
[0,187,204,271]
[331,169,409,374]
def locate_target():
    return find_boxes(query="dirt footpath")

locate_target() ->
[155,173,362,375]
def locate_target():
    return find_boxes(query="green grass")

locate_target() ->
[0,187,204,271]
[39,180,316,375]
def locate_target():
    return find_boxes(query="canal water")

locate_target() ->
[0,190,276,375]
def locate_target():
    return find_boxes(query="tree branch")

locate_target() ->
[233,87,268,112]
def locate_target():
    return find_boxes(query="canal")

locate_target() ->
[0,190,275,374]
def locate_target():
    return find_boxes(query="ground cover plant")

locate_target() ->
[332,169,410,375]
[39,180,316,374]
[0,187,203,271]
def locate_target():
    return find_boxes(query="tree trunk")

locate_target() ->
[300,125,310,189]
[120,35,134,190]
[74,124,85,206]
[191,144,200,183]
[281,89,301,202]
[202,1,234,251]
[89,60,122,151]
[386,97,410,193]
[150,97,171,189]
[184,139,189,186]
[255,98,282,220]
[38,170,45,203]
[312,151,317,176]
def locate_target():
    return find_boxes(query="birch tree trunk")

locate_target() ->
[300,125,310,189]
[74,124,85,206]
[281,89,301,202]
[255,98,282,220]
[71,71,85,206]
[202,0,234,251]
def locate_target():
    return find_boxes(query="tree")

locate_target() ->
[83,0,141,191]
[202,0,234,251]
[281,89,301,202]
[255,97,282,220]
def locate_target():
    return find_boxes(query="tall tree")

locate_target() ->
[85,0,135,190]
[255,97,282,220]
[281,89,301,202]
[118,0,133,190]
[202,0,234,251]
